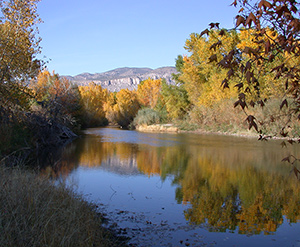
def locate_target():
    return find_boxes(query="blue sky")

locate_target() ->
[37,0,238,76]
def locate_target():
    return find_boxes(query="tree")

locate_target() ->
[179,30,243,107]
[103,92,119,124]
[115,89,140,128]
[137,78,162,109]
[0,0,42,155]
[157,55,191,120]
[204,0,300,138]
[0,0,41,108]
[78,83,108,127]
[161,80,190,119]
[29,70,81,127]
[172,55,185,84]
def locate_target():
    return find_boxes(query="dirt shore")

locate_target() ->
[136,124,179,133]
[136,123,261,138]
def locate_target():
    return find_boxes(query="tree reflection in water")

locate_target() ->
[43,129,300,236]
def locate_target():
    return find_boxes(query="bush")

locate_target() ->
[188,99,248,133]
[133,108,161,126]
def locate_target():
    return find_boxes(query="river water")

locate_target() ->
[48,127,300,246]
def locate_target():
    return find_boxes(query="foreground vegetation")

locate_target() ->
[0,166,127,247]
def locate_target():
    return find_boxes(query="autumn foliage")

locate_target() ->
[2,0,300,157]
[29,71,81,127]
[78,83,108,127]
[201,0,300,137]
[137,78,162,108]
[0,0,43,155]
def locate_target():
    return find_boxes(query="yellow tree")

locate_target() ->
[137,78,162,109]
[235,28,289,100]
[78,83,108,127]
[115,89,140,127]
[179,30,240,108]
[31,70,51,101]
[103,92,119,124]
[0,0,41,108]
[180,29,285,107]
[203,0,300,140]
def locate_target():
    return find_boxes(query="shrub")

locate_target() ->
[133,108,161,126]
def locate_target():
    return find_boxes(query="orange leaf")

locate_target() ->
[234,83,243,90]
[282,156,290,162]
[208,54,218,63]
[258,0,272,10]
[221,79,229,89]
[294,166,300,179]
[265,39,271,54]
[245,12,256,27]
[219,29,226,36]
[209,22,220,29]
[200,29,210,37]
[280,99,288,110]
[236,15,245,27]
[227,69,234,78]
[234,100,240,108]
[218,59,230,68]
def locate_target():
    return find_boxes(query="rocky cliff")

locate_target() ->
[64,66,177,91]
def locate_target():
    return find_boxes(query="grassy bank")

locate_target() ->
[0,166,127,247]
[134,98,300,139]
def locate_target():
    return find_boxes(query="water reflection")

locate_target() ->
[46,128,300,239]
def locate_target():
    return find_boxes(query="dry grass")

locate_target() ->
[0,166,127,247]
[183,98,300,138]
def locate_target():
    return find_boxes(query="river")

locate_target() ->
[47,127,300,246]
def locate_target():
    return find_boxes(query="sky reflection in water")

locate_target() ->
[51,127,300,246]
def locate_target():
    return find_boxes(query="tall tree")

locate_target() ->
[0,0,41,86]
[178,30,241,107]
[78,83,108,127]
[204,0,300,137]
[137,78,162,109]
[115,89,140,127]
[161,80,190,119]
[29,70,81,127]
[0,0,42,115]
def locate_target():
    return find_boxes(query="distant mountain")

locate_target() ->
[64,66,177,92]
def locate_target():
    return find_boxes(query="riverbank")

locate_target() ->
[136,123,300,142]
[0,166,128,247]
[136,123,179,133]
[136,123,260,138]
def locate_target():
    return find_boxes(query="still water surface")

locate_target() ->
[51,127,300,246]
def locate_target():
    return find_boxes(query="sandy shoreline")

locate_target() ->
[136,123,258,138]
[135,123,299,141]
